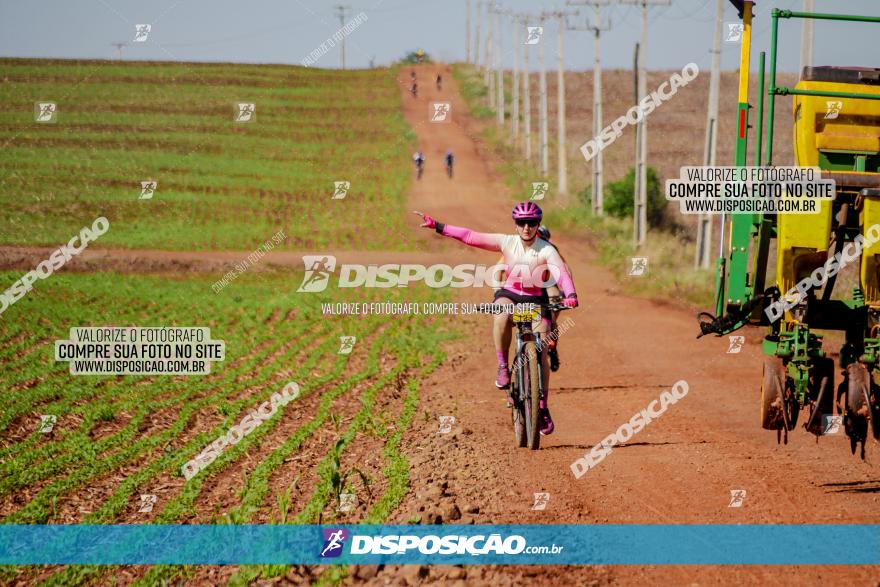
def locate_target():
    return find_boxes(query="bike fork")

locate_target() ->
[514,336,524,402]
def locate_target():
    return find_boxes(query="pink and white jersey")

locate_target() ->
[438,225,576,297]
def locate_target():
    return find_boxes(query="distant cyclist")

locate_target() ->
[436,73,443,91]
[413,203,578,436]
[411,81,418,98]
[445,149,454,178]
[413,151,425,180]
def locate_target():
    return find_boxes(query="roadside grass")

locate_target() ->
[452,63,716,309]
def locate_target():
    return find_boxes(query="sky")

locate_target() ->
[1,0,878,73]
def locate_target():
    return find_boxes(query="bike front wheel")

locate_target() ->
[521,340,541,450]
[511,382,526,448]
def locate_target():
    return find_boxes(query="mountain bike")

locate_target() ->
[483,301,570,450]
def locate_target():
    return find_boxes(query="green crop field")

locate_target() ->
[0,270,456,585]
[0,59,416,251]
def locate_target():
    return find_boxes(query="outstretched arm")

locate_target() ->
[413,211,504,252]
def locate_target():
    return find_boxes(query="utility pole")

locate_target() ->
[475,0,482,68]
[633,42,642,244]
[636,4,647,246]
[552,10,578,199]
[486,2,495,108]
[567,1,611,215]
[800,0,813,75]
[334,5,351,70]
[620,0,670,246]
[696,0,723,269]
[496,8,504,126]
[483,0,495,100]
[111,42,127,60]
[466,0,472,64]
[538,12,549,177]
[512,14,520,138]
[523,15,532,160]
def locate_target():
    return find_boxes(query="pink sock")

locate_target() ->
[497,351,507,366]
[540,391,549,410]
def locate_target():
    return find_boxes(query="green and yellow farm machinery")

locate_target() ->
[698,1,880,457]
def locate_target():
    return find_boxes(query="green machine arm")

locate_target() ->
[699,1,771,338]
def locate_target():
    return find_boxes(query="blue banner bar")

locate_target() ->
[0,525,877,565]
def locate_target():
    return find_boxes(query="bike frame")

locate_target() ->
[511,316,546,406]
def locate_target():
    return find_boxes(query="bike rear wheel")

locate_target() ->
[511,380,526,448]
[522,340,541,450]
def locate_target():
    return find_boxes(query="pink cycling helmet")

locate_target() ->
[511,201,543,221]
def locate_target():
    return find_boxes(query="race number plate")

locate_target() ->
[512,308,540,322]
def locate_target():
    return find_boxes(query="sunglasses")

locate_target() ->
[515,219,540,228]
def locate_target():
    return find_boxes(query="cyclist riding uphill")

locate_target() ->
[413,202,578,435]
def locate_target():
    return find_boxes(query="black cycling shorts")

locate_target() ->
[493,288,550,320]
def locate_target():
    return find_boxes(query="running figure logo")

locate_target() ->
[822,414,842,435]
[138,494,157,513]
[133,24,151,42]
[728,489,746,508]
[140,180,157,200]
[332,181,350,200]
[824,101,842,120]
[34,102,57,123]
[525,26,543,45]
[725,23,744,42]
[337,493,356,513]
[531,182,548,201]
[628,257,648,276]
[531,492,550,511]
[38,415,57,433]
[235,103,255,123]
[727,335,745,354]
[338,336,356,355]
[430,102,451,123]
[297,255,337,293]
[320,528,349,558]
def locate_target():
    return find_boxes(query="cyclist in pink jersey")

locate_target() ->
[414,202,578,435]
